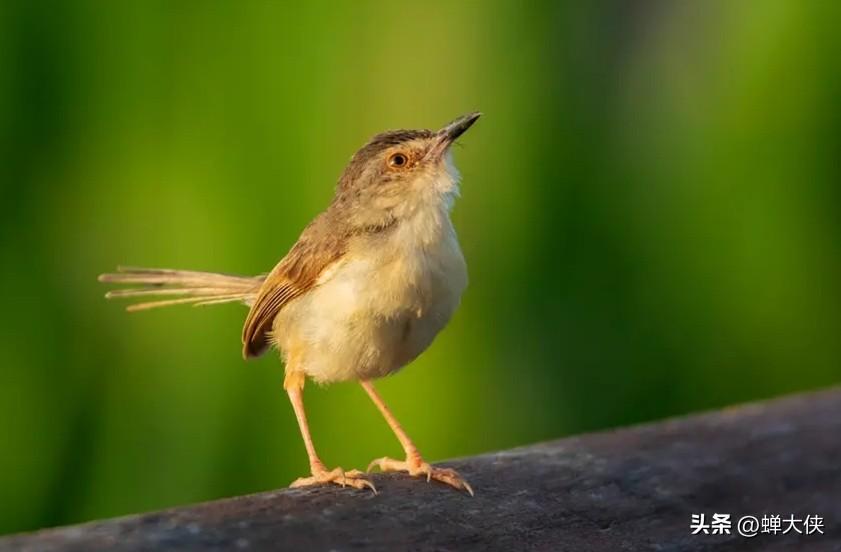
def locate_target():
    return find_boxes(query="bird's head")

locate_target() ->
[331,112,481,229]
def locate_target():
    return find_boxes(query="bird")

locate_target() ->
[99,112,481,495]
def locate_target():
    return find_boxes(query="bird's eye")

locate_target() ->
[387,152,408,169]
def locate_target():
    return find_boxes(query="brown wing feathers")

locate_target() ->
[240,278,305,359]
[240,215,349,359]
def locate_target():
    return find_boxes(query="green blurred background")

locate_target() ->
[2,0,840,535]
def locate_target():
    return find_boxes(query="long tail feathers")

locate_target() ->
[98,267,263,312]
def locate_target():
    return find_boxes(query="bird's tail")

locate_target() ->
[98,266,264,312]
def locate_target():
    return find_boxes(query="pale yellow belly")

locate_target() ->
[273,236,467,384]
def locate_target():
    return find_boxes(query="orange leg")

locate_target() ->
[361,380,473,495]
[285,371,375,492]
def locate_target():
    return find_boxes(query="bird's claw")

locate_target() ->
[367,456,473,496]
[290,467,377,494]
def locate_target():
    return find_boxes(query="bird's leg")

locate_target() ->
[285,371,375,492]
[361,380,473,495]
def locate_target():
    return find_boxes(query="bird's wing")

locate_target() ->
[241,216,348,359]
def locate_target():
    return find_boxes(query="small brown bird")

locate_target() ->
[99,113,481,495]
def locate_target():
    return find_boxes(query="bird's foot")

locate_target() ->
[290,466,377,493]
[367,455,473,496]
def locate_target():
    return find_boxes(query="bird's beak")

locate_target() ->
[430,112,481,158]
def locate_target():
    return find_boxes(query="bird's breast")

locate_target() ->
[275,211,467,383]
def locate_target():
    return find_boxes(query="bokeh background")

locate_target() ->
[2,0,840,535]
